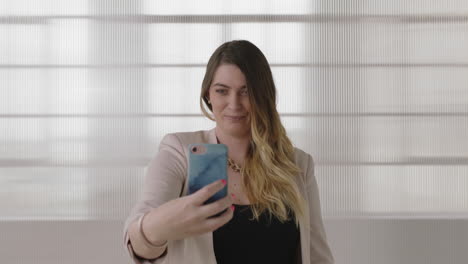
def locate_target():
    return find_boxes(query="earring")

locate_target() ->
[207,100,211,104]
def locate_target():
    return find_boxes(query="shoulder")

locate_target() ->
[293,147,313,167]
[160,129,213,156]
[293,147,315,180]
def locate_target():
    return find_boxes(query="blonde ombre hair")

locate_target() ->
[200,40,306,224]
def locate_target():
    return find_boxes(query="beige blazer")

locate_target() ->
[123,128,334,264]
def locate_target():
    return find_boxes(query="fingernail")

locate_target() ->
[230,205,235,211]
[221,179,226,185]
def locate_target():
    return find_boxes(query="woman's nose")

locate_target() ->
[228,94,242,109]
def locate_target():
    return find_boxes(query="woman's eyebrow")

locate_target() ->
[213,83,247,89]
[213,83,231,88]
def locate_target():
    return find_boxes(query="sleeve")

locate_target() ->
[305,155,335,264]
[122,133,187,264]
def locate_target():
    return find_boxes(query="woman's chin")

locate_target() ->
[217,123,250,137]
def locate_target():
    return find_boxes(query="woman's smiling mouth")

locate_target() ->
[224,115,247,121]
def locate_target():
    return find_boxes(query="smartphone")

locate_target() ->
[188,143,228,205]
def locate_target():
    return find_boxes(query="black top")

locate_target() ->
[213,204,300,264]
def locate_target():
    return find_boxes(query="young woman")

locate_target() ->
[123,40,334,264]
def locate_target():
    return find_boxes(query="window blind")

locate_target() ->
[1,1,467,263]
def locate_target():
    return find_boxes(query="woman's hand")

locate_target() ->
[142,179,234,244]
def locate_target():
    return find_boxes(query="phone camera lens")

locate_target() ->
[192,147,198,152]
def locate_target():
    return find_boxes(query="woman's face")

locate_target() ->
[208,64,251,138]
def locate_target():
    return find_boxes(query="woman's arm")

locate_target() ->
[123,133,234,263]
[128,179,234,260]
[305,155,335,264]
[123,134,186,263]
[127,212,169,260]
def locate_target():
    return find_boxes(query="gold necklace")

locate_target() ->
[216,137,243,173]
[227,158,242,173]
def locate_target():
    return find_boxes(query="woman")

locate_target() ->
[123,40,334,264]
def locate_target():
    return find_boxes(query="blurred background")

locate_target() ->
[1,0,467,263]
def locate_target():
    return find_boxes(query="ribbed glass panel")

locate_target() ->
[0,0,467,263]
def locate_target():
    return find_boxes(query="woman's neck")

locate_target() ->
[215,127,251,164]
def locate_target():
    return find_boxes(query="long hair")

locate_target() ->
[200,40,306,224]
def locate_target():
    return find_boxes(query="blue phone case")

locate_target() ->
[188,143,228,204]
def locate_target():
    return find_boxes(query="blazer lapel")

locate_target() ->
[208,127,217,144]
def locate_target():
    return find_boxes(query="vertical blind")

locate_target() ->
[1,0,467,263]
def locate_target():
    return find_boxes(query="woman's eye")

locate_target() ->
[240,90,248,95]
[216,89,228,95]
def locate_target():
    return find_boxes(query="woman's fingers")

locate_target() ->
[147,179,231,241]
[203,204,235,232]
[199,195,233,218]
[191,179,227,205]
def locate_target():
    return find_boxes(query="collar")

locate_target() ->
[208,127,217,144]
